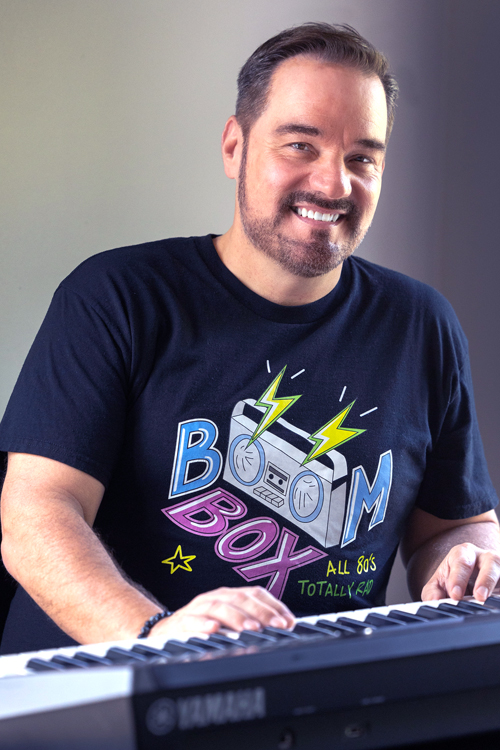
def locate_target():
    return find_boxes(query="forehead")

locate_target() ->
[257,55,388,142]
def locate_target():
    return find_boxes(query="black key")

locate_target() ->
[262,626,302,640]
[51,654,88,669]
[315,619,357,635]
[106,647,151,663]
[27,658,67,672]
[161,639,206,656]
[74,651,114,666]
[484,596,500,611]
[364,613,405,628]
[131,644,170,658]
[205,633,240,647]
[187,637,228,651]
[438,602,476,617]
[236,630,278,646]
[416,605,463,621]
[387,610,429,624]
[454,601,492,614]
[293,621,341,636]
[336,617,374,632]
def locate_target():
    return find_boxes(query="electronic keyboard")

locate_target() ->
[2,597,500,749]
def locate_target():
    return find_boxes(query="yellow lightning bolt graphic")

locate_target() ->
[303,401,365,464]
[248,366,302,445]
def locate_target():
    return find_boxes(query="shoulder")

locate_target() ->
[348,255,459,321]
[346,256,468,364]
[62,235,205,289]
[53,235,213,314]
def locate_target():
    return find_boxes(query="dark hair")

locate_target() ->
[236,22,398,140]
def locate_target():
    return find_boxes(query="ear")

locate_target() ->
[221,115,243,179]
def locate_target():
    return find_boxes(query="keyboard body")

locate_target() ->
[2,597,500,749]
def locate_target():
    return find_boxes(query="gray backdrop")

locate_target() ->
[1,0,499,605]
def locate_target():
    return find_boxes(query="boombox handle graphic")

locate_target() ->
[231,399,347,478]
[223,399,348,548]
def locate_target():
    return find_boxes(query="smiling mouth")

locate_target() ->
[291,206,344,224]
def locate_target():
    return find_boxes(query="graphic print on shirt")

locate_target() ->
[163,364,393,600]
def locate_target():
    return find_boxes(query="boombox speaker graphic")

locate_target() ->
[223,399,348,548]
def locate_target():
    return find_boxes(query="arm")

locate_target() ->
[1,453,293,644]
[401,506,500,602]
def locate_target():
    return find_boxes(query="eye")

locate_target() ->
[290,142,310,151]
[352,155,372,164]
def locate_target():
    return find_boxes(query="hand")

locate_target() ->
[148,586,295,638]
[421,543,500,603]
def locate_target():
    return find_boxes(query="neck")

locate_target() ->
[213,226,344,307]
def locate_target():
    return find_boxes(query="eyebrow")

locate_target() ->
[274,124,386,153]
[355,138,386,153]
[274,123,322,137]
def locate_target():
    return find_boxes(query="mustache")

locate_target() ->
[282,192,358,215]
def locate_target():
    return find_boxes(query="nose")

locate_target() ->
[308,156,352,200]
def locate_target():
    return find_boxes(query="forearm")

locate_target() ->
[2,507,162,643]
[406,520,500,601]
[1,459,162,644]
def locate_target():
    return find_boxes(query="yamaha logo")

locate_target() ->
[146,697,177,736]
[146,687,266,735]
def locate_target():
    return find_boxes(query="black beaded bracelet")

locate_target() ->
[137,609,173,639]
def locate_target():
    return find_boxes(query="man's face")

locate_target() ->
[236,56,388,278]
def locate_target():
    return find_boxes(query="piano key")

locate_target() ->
[416,605,464,620]
[452,601,493,615]
[159,639,207,656]
[74,651,114,666]
[205,633,241,647]
[261,626,302,640]
[25,657,69,672]
[50,654,89,669]
[315,619,358,635]
[438,602,479,617]
[235,630,279,645]
[106,647,152,664]
[364,613,406,628]
[293,621,345,636]
[187,636,228,650]
[130,644,171,659]
[335,617,374,633]
[386,610,429,624]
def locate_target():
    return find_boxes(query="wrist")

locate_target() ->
[137,609,173,638]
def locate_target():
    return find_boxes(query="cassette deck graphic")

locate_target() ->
[223,399,348,548]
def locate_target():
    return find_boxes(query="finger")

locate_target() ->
[472,551,500,602]
[235,586,295,628]
[186,597,262,631]
[193,587,295,629]
[421,577,448,602]
[443,544,479,600]
[151,612,220,638]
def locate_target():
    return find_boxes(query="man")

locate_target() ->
[1,23,499,655]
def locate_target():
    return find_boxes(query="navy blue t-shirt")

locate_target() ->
[0,235,497,653]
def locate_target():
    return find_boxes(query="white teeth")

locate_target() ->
[295,208,342,222]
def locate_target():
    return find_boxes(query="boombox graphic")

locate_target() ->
[223,399,348,548]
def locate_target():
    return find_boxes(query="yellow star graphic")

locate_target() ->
[161,545,196,574]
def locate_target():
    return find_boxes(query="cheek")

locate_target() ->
[356,175,383,210]
[250,156,303,194]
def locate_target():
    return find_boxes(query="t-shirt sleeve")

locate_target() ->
[415,336,498,519]
[0,284,131,486]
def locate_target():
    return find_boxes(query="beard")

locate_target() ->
[238,146,367,278]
